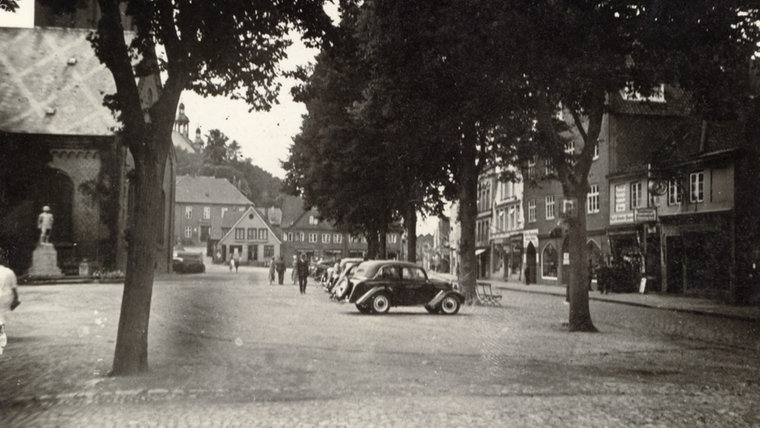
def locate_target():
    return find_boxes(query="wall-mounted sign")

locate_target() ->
[635,208,657,223]
[614,184,627,213]
[610,213,635,224]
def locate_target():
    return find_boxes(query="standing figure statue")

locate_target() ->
[37,206,54,245]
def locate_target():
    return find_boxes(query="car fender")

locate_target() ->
[427,290,464,307]
[355,286,392,305]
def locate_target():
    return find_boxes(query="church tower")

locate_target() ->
[174,103,190,138]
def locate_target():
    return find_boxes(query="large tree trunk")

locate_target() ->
[405,203,417,262]
[566,190,597,332]
[112,138,167,375]
[458,129,479,303]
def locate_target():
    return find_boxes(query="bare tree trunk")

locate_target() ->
[112,142,166,375]
[566,190,597,332]
[458,129,479,303]
[405,203,417,262]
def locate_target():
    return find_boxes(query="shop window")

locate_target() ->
[263,245,275,258]
[542,244,558,278]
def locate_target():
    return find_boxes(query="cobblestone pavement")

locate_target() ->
[1,261,759,427]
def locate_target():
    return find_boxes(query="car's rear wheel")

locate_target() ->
[424,304,439,314]
[356,303,372,314]
[440,295,460,315]
[370,292,390,314]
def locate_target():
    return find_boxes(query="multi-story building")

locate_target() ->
[489,167,525,282]
[174,175,252,250]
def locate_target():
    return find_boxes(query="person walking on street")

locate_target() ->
[291,255,298,285]
[0,252,21,355]
[296,253,310,294]
[268,257,276,285]
[275,256,286,285]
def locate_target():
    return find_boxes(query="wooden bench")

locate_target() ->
[476,282,502,306]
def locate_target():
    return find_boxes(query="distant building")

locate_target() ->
[174,175,252,251]
[216,206,281,265]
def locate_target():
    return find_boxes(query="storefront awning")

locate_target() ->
[475,249,486,256]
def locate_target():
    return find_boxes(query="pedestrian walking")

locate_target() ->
[291,255,298,285]
[275,256,286,285]
[268,257,276,285]
[296,253,310,294]
[0,252,21,355]
[234,255,240,273]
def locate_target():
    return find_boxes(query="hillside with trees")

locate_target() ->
[176,128,286,208]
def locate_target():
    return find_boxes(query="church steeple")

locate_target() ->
[174,103,190,138]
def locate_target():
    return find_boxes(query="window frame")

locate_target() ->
[690,171,705,203]
[545,195,556,220]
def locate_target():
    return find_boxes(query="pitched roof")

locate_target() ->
[218,206,282,244]
[172,131,196,153]
[175,175,252,205]
[0,27,119,135]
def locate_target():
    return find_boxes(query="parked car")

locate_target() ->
[173,251,205,273]
[330,259,365,300]
[326,257,364,294]
[347,260,464,315]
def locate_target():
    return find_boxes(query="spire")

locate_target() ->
[174,102,190,138]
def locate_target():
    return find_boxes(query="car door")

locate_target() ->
[402,266,435,305]
[375,265,402,300]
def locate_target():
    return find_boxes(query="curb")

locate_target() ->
[492,284,760,323]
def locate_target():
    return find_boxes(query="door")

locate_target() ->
[526,243,537,284]
[401,266,434,305]
[200,225,210,242]
[666,236,684,293]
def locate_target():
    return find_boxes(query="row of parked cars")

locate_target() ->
[323,258,465,315]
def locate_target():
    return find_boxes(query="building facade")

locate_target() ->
[216,206,281,265]
[174,175,253,250]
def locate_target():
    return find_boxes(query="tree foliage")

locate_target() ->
[495,0,760,331]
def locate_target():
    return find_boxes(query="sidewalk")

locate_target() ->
[431,273,760,322]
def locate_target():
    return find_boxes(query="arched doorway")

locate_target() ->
[525,242,537,284]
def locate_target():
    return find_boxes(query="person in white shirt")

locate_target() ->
[0,255,20,355]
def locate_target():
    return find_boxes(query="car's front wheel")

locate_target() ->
[439,295,461,315]
[370,292,390,314]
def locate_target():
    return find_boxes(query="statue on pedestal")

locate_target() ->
[37,205,53,245]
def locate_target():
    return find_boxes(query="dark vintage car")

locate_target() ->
[173,251,205,274]
[347,260,464,314]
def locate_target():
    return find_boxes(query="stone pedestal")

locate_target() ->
[27,244,63,277]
